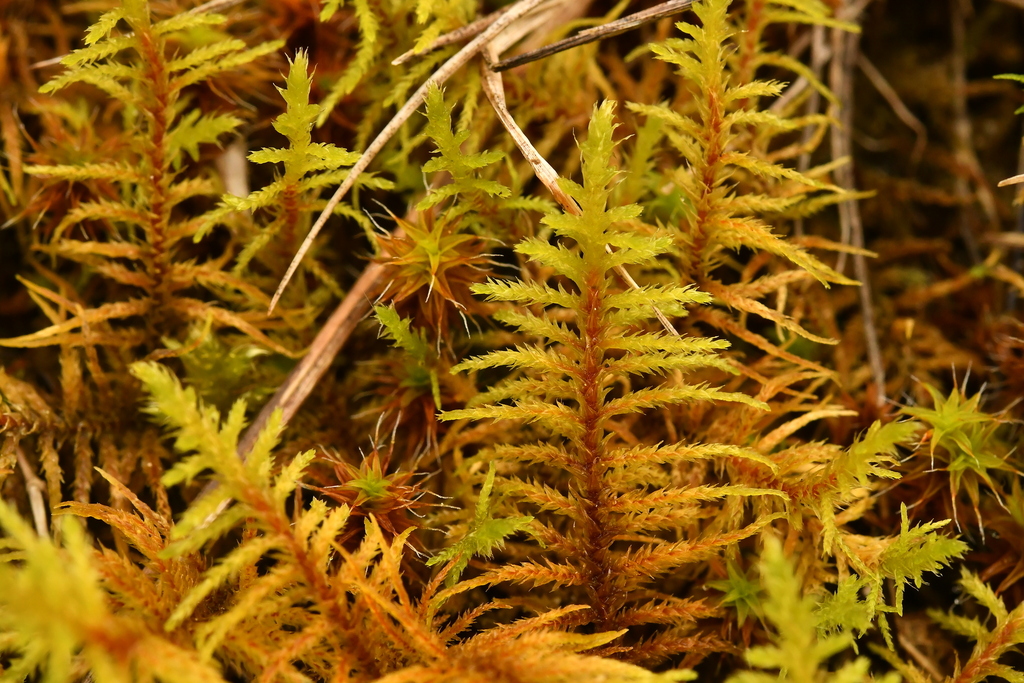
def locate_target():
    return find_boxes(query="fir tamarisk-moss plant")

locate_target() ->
[5,0,287,356]
[442,102,785,664]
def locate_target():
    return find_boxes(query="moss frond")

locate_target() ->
[0,496,219,683]
[930,570,1024,683]
[628,0,857,361]
[427,463,534,587]
[8,0,288,358]
[725,537,892,683]
[442,101,776,663]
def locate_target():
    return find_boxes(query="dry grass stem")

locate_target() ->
[270,0,557,313]
[896,632,945,682]
[238,260,392,457]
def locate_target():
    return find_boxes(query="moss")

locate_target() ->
[0,0,1022,680]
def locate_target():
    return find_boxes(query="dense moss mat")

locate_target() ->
[0,0,1023,680]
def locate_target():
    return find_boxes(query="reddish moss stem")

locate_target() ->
[576,267,619,630]
[690,85,725,273]
[245,485,392,678]
[952,612,1024,683]
[136,26,174,305]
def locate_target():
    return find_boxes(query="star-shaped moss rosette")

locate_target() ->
[708,561,764,627]
[374,212,495,343]
[304,446,430,549]
[902,383,1021,536]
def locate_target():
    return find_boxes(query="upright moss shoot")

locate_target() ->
[8,0,286,354]
[442,102,785,663]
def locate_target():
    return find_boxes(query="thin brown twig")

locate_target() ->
[829,0,872,273]
[392,5,511,65]
[491,0,695,72]
[269,0,556,314]
[896,632,944,682]
[482,1,569,63]
[830,59,852,272]
[480,50,576,210]
[187,0,248,15]
[829,4,887,408]
[194,255,394,525]
[856,53,927,167]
